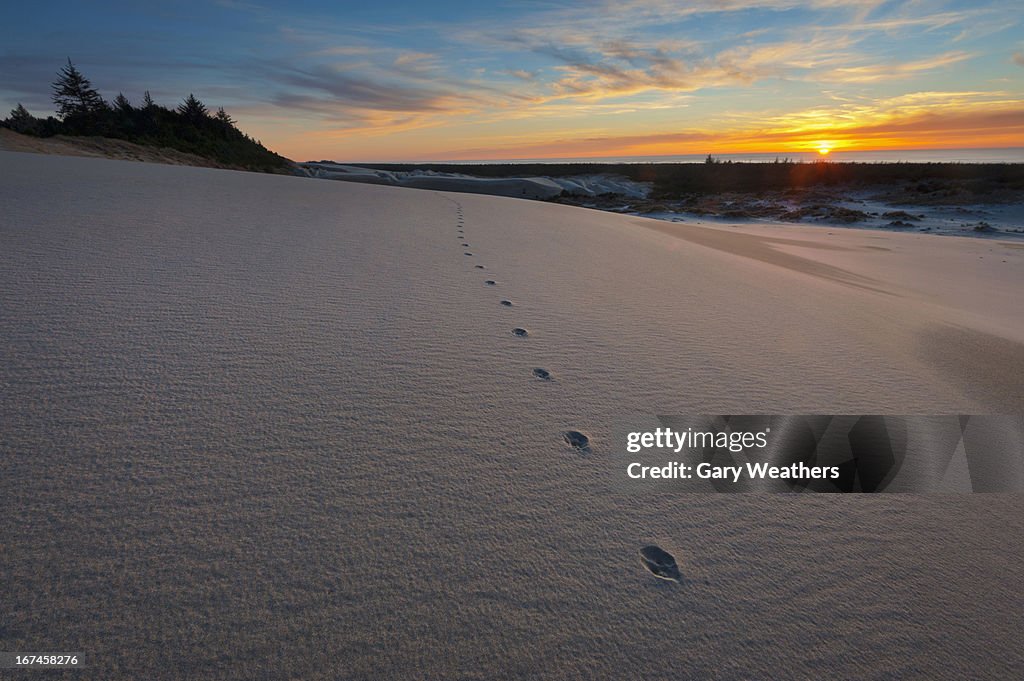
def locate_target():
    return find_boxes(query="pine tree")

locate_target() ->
[113,92,132,112]
[6,103,37,134]
[51,58,106,119]
[177,94,208,122]
[215,107,235,126]
[25,59,288,170]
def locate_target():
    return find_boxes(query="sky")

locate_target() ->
[1,0,1022,161]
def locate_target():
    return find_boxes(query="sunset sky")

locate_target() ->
[2,0,1022,161]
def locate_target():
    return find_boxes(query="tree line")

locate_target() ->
[2,59,289,171]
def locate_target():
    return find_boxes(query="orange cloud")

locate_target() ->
[817,51,974,83]
[414,98,1024,161]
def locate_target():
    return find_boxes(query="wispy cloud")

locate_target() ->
[2,0,1020,160]
[434,97,1024,160]
[816,51,975,83]
[507,69,536,81]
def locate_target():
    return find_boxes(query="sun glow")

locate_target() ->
[817,144,832,155]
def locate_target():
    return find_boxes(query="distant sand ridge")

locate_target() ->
[0,128,284,170]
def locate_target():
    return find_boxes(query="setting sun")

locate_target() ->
[817,145,832,156]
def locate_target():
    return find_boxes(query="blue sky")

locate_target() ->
[2,1,1022,160]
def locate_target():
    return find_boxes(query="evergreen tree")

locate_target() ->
[215,107,235,126]
[177,94,208,122]
[16,60,288,171]
[51,58,106,119]
[113,92,132,112]
[5,104,38,134]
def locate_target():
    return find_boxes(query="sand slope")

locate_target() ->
[1,151,1022,680]
[0,128,291,171]
[299,162,652,200]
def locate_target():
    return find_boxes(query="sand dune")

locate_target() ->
[0,128,290,171]
[2,151,1022,679]
[299,161,651,200]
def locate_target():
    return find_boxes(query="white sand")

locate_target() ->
[300,162,651,200]
[2,151,1022,679]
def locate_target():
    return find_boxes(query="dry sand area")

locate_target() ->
[0,128,250,169]
[2,151,1023,679]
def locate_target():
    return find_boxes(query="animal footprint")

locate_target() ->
[639,546,681,581]
[562,430,589,451]
[485,280,496,286]
[500,300,513,307]
[511,327,529,337]
[475,265,486,269]
[533,368,552,380]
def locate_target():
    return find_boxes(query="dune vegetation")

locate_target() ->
[2,59,290,172]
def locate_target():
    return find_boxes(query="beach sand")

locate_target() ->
[2,151,1022,679]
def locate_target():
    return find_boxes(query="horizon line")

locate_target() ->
[311,146,1024,165]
